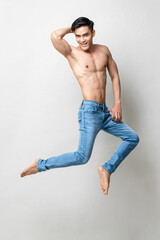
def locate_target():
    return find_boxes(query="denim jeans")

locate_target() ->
[37,100,139,174]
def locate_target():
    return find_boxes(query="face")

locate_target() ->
[74,26,95,51]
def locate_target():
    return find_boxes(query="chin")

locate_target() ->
[81,46,89,51]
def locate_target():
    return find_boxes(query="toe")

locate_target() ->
[104,190,108,195]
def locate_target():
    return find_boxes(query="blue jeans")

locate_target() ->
[37,100,139,174]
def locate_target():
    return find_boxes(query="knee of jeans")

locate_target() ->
[132,133,140,145]
[76,152,89,165]
[80,155,89,165]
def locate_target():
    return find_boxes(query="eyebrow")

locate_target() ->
[75,32,89,37]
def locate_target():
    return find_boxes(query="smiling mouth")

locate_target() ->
[81,42,88,47]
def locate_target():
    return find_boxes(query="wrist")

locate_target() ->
[115,101,121,105]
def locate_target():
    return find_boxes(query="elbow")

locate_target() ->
[50,32,62,40]
[50,32,57,39]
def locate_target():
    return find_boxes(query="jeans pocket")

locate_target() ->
[78,110,82,123]
[84,106,97,113]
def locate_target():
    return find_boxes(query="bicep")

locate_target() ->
[107,48,119,79]
[50,32,72,58]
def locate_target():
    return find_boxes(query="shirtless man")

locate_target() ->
[20,17,139,195]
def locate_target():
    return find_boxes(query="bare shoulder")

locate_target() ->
[95,44,112,56]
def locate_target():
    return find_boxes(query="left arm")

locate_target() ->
[106,47,122,122]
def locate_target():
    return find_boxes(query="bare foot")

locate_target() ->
[20,158,40,177]
[98,166,111,195]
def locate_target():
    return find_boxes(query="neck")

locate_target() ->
[79,43,94,53]
[86,44,94,53]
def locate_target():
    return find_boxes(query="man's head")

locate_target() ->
[71,17,95,51]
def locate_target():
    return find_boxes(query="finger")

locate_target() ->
[119,113,122,121]
[115,112,118,121]
[116,112,119,122]
[118,112,121,121]
[111,112,115,120]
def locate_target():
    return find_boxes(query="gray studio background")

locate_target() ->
[0,0,159,240]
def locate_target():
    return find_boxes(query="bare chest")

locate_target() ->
[67,48,107,75]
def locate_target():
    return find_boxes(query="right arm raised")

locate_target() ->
[50,26,73,58]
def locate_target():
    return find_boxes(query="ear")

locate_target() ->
[92,29,96,37]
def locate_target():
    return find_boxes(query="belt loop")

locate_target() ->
[81,100,84,107]
[97,103,99,111]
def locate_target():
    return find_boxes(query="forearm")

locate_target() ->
[111,77,121,105]
[51,26,72,39]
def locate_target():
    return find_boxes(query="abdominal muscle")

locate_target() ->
[77,71,107,104]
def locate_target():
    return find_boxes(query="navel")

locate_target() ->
[86,65,88,68]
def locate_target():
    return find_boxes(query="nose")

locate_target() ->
[80,37,85,42]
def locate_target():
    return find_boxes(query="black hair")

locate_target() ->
[71,17,94,33]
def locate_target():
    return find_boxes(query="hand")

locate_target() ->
[109,104,122,122]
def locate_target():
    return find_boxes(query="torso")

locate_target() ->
[66,44,108,104]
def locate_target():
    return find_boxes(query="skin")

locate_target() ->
[20,25,122,195]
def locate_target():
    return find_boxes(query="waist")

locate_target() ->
[80,99,106,109]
